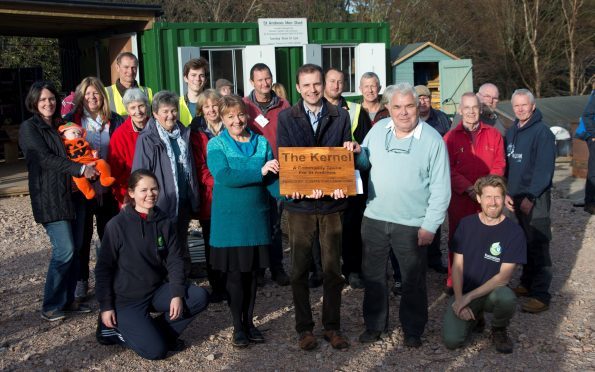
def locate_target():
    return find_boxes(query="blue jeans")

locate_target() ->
[42,220,77,312]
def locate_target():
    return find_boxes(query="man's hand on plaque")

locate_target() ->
[343,141,361,153]
[261,159,280,176]
[330,189,347,199]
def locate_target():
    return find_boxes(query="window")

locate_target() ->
[200,48,245,96]
[322,46,356,93]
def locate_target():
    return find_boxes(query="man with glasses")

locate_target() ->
[346,83,450,347]
[415,85,450,136]
[455,83,506,136]
[443,92,506,294]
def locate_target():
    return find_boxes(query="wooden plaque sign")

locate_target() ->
[278,147,356,196]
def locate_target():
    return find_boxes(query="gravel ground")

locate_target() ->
[1,163,594,371]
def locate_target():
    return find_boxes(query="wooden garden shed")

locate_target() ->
[391,41,473,115]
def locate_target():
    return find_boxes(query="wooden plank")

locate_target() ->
[278,147,356,196]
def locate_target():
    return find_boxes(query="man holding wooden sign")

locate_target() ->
[347,83,451,348]
[277,64,354,351]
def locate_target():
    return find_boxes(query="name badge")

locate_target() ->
[255,114,269,128]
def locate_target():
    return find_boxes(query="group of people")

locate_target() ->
[19,51,558,360]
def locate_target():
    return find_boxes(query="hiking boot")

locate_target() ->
[392,281,402,296]
[522,297,549,313]
[491,327,513,353]
[271,268,290,286]
[358,329,382,343]
[75,280,88,300]
[323,330,350,349]
[348,273,364,289]
[298,331,318,351]
[512,285,529,297]
[41,309,65,322]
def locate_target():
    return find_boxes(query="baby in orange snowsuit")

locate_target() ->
[59,122,115,200]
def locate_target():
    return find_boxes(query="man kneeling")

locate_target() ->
[442,175,526,353]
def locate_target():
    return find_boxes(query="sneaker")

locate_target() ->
[271,268,290,286]
[245,326,265,343]
[522,297,549,313]
[75,280,89,300]
[512,285,529,297]
[63,302,92,314]
[41,309,65,322]
[392,281,402,296]
[298,330,318,351]
[404,335,422,348]
[358,329,382,343]
[308,272,323,288]
[348,273,364,289]
[232,330,250,348]
[491,327,513,353]
[96,315,118,345]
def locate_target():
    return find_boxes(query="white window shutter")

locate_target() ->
[242,45,277,97]
[177,47,201,96]
[354,43,387,93]
[303,44,322,66]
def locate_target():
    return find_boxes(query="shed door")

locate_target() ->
[303,44,322,66]
[177,47,201,96]
[242,45,276,97]
[438,59,473,115]
[355,43,386,93]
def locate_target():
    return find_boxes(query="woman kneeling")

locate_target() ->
[95,169,209,360]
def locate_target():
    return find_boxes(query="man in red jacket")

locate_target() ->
[243,63,291,286]
[443,92,506,292]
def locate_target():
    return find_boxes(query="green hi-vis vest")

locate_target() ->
[105,84,153,117]
[178,96,193,127]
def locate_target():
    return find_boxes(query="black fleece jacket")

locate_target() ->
[95,205,185,311]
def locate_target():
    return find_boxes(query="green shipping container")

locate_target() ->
[140,21,389,104]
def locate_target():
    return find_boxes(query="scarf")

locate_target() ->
[155,121,190,204]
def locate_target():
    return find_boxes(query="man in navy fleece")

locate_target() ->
[505,88,556,314]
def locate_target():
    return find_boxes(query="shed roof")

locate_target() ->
[496,95,589,129]
[0,0,162,38]
[390,41,459,66]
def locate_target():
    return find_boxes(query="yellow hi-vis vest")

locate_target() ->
[105,84,153,117]
[346,101,362,141]
[178,96,193,127]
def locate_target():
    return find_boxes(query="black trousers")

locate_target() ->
[341,195,366,276]
[515,190,553,305]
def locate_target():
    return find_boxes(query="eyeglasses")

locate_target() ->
[385,129,414,154]
[479,92,499,102]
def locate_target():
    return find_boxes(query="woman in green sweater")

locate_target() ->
[206,95,280,347]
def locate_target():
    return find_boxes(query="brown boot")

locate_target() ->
[298,331,318,351]
[512,285,529,297]
[491,327,513,353]
[522,297,549,313]
[323,330,350,349]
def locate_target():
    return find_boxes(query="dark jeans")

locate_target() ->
[73,192,118,282]
[515,190,553,305]
[101,283,209,360]
[390,227,442,282]
[342,195,366,276]
[42,220,77,312]
[199,219,226,294]
[361,217,428,338]
[442,286,516,349]
[287,211,344,333]
[586,139,595,205]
